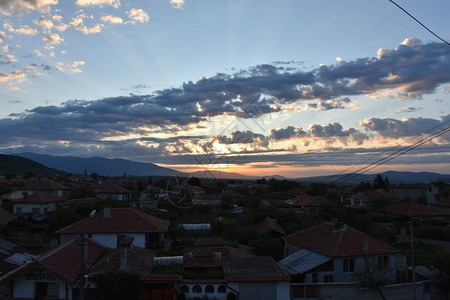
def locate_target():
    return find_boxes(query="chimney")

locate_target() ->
[103,207,111,219]
[119,236,134,271]
[363,241,369,253]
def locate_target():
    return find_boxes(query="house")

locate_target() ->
[430,198,450,215]
[0,237,106,300]
[95,184,133,201]
[140,186,168,200]
[389,184,439,203]
[4,179,71,200]
[192,194,222,206]
[255,217,286,237]
[12,192,65,217]
[385,202,443,219]
[350,189,392,207]
[292,194,332,213]
[223,256,291,300]
[56,207,170,249]
[282,222,407,299]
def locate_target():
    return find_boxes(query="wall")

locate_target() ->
[60,233,146,248]
[13,202,56,215]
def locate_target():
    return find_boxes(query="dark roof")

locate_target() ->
[430,199,450,208]
[286,222,398,258]
[22,180,70,191]
[56,208,169,234]
[90,245,155,274]
[385,202,442,217]
[223,257,290,282]
[96,184,132,194]
[255,217,286,236]
[37,238,106,282]
[12,192,65,204]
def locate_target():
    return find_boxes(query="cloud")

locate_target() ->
[397,107,422,114]
[360,115,449,138]
[75,0,120,9]
[127,8,149,24]
[215,130,269,147]
[43,32,63,44]
[170,0,185,9]
[34,16,54,30]
[0,0,57,15]
[69,14,103,34]
[101,14,123,24]
[270,126,305,141]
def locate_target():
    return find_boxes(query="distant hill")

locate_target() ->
[297,171,450,184]
[15,152,178,177]
[0,154,64,176]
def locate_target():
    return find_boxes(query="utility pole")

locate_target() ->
[79,234,86,300]
[410,218,416,300]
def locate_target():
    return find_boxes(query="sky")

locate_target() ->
[0,0,449,179]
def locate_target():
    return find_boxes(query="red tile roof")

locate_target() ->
[56,208,169,234]
[223,257,290,282]
[255,217,286,236]
[90,245,155,274]
[97,184,132,194]
[385,202,442,217]
[12,193,65,204]
[22,180,70,191]
[431,199,450,208]
[38,238,106,282]
[286,222,398,258]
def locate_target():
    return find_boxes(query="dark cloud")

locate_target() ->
[0,40,449,161]
[397,107,422,113]
[215,130,269,147]
[360,114,450,139]
[270,126,305,141]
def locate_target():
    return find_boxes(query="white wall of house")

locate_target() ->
[13,273,67,299]
[182,283,228,300]
[332,255,397,283]
[13,202,57,215]
[276,281,291,299]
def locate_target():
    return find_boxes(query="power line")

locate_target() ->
[326,119,450,182]
[388,0,450,46]
[330,125,450,184]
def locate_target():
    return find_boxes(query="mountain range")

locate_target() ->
[7,152,450,184]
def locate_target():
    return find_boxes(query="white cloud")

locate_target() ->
[43,32,63,44]
[0,30,6,43]
[69,14,103,34]
[127,8,149,24]
[170,0,185,9]
[0,0,58,15]
[75,0,120,9]
[15,25,39,35]
[0,70,26,82]
[101,14,123,24]
[34,16,54,30]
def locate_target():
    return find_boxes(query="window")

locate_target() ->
[47,283,59,297]
[324,275,333,282]
[15,207,22,214]
[205,285,214,293]
[32,207,40,214]
[192,285,202,293]
[180,285,189,293]
[217,285,226,293]
[311,273,319,283]
[44,207,50,213]
[343,258,355,272]
[378,255,389,269]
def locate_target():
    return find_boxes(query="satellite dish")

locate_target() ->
[89,210,96,217]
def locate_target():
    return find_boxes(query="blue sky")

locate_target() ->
[0,0,449,178]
